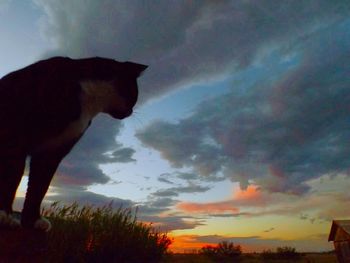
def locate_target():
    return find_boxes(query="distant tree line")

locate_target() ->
[200,242,302,262]
[200,241,242,262]
[260,246,302,261]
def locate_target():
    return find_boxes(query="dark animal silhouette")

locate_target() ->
[0,57,147,231]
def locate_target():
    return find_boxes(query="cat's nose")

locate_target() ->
[120,109,133,119]
[124,109,133,118]
[110,109,133,119]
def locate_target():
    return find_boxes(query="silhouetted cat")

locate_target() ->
[0,57,147,231]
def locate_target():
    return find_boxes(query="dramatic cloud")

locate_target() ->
[137,19,350,194]
[14,1,349,252]
[52,115,136,191]
[29,0,350,196]
[34,0,350,103]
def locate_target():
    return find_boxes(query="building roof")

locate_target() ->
[329,220,350,241]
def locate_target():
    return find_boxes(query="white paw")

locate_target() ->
[0,210,21,228]
[34,217,52,232]
[7,214,21,228]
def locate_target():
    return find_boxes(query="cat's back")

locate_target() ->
[0,57,75,85]
[0,57,82,140]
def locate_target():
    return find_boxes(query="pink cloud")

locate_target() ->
[177,201,239,214]
[233,185,261,200]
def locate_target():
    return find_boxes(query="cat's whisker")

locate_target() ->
[130,113,145,129]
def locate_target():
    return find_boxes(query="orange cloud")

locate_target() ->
[233,185,261,200]
[177,201,239,214]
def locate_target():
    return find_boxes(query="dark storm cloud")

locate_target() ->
[34,0,350,103]
[31,0,350,196]
[53,115,136,189]
[137,20,350,194]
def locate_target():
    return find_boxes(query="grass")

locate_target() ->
[42,202,171,263]
[0,203,337,263]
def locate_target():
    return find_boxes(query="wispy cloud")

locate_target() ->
[152,183,211,197]
[263,228,275,233]
[157,173,176,185]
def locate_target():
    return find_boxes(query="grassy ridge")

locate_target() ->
[43,202,171,263]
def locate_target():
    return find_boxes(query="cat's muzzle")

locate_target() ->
[110,109,133,119]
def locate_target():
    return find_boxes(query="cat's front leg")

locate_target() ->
[22,139,78,231]
[0,149,26,229]
[21,153,60,232]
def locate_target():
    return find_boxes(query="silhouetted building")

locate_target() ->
[329,220,350,263]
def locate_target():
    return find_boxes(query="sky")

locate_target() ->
[1,0,350,253]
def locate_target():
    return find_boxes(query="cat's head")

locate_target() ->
[105,61,147,119]
[79,58,147,119]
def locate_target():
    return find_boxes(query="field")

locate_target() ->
[0,203,337,262]
[162,253,337,263]
[0,203,171,263]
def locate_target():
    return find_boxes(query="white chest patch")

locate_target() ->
[34,80,116,152]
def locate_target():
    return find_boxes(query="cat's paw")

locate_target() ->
[0,210,20,228]
[0,210,7,224]
[34,217,52,232]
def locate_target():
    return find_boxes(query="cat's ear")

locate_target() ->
[123,62,148,78]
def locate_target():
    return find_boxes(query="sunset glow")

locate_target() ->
[2,0,349,254]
